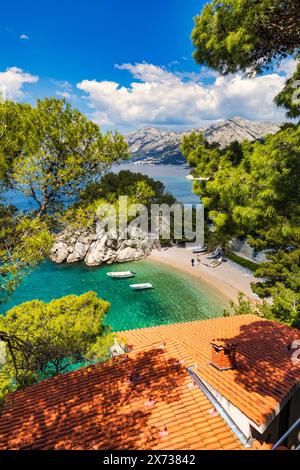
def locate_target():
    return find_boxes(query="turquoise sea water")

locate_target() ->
[1,259,228,331]
[1,164,227,330]
[115,163,199,206]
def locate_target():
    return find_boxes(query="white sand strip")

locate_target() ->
[149,246,261,304]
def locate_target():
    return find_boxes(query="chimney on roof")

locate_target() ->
[211,340,238,371]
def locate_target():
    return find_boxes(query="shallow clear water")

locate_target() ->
[1,259,228,331]
[1,164,223,331]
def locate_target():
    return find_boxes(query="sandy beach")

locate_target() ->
[149,246,261,304]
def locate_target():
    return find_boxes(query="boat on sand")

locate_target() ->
[210,258,223,268]
[192,245,207,254]
[202,257,224,268]
[207,245,224,259]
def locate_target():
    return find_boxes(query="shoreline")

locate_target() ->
[149,246,261,305]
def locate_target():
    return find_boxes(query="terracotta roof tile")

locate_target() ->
[1,314,297,450]
[0,338,241,450]
[123,315,300,426]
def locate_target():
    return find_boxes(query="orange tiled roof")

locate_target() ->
[123,315,300,427]
[0,338,242,450]
[0,314,299,450]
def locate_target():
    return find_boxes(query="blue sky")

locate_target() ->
[0,0,296,132]
[1,0,203,83]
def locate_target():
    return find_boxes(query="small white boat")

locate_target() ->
[186,175,210,182]
[130,283,153,290]
[107,271,134,279]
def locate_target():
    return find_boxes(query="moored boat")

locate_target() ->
[186,175,210,182]
[107,271,135,279]
[130,283,153,290]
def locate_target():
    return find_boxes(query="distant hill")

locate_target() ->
[126,117,281,165]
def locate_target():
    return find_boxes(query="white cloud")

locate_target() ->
[77,62,289,131]
[0,67,38,100]
[53,80,76,101]
[20,34,30,40]
[276,57,298,77]
[115,62,176,83]
[56,91,72,99]
[52,79,73,91]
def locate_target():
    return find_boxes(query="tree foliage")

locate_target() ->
[182,126,300,247]
[0,291,113,404]
[192,0,300,75]
[189,0,300,325]
[0,100,30,185]
[181,125,300,324]
[62,170,177,230]
[275,63,300,118]
[0,205,53,300]
[0,98,129,301]
[79,170,176,206]
[224,293,261,318]
[253,250,300,325]
[8,98,129,217]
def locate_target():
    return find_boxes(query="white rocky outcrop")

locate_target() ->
[50,241,70,264]
[50,227,160,266]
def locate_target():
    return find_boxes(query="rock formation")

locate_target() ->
[50,227,161,266]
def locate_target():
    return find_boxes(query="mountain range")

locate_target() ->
[126,117,281,165]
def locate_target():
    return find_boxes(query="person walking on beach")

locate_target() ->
[196,255,201,266]
[191,258,195,267]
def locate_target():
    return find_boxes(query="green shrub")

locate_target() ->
[227,252,260,272]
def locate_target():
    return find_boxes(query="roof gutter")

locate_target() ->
[188,367,252,448]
